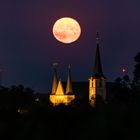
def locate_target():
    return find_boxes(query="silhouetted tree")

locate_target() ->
[8,85,34,111]
[0,86,10,110]
[133,52,140,86]
[112,75,131,104]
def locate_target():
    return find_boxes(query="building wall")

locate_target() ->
[96,78,106,100]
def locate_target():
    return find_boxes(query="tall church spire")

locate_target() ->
[89,32,106,107]
[66,65,73,94]
[51,63,58,94]
[93,32,104,77]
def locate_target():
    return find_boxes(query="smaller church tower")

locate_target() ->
[66,65,73,94]
[89,32,106,106]
[51,63,58,94]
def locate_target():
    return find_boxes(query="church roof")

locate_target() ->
[55,80,65,95]
[93,32,105,78]
[66,65,73,94]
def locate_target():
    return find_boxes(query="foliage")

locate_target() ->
[0,85,34,111]
[133,52,140,84]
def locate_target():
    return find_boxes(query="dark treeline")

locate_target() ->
[0,52,140,140]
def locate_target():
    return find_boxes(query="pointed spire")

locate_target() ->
[66,64,73,94]
[55,80,65,95]
[51,63,58,94]
[96,32,100,44]
[93,32,104,77]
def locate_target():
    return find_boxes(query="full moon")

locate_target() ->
[53,17,81,44]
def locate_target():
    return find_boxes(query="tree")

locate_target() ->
[9,85,34,110]
[112,75,131,104]
[133,52,140,86]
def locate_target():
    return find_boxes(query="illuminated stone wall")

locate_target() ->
[50,95,75,106]
[89,77,96,106]
[89,76,106,107]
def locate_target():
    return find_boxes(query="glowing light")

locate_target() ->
[17,108,28,114]
[35,98,39,102]
[121,67,128,73]
[55,80,65,95]
[89,77,96,106]
[50,80,75,106]
[53,17,81,44]
[50,95,75,106]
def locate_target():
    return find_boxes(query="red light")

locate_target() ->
[121,67,128,73]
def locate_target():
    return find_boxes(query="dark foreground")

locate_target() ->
[0,102,140,140]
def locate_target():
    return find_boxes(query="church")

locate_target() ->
[49,32,106,107]
[49,64,75,106]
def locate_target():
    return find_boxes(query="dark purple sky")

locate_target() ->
[0,0,140,92]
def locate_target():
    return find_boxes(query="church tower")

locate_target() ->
[89,32,106,106]
[66,65,73,94]
[50,65,75,106]
[51,63,58,94]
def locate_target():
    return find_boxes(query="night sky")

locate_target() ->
[0,0,140,92]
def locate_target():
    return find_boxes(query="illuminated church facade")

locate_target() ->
[50,65,75,106]
[49,32,106,106]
